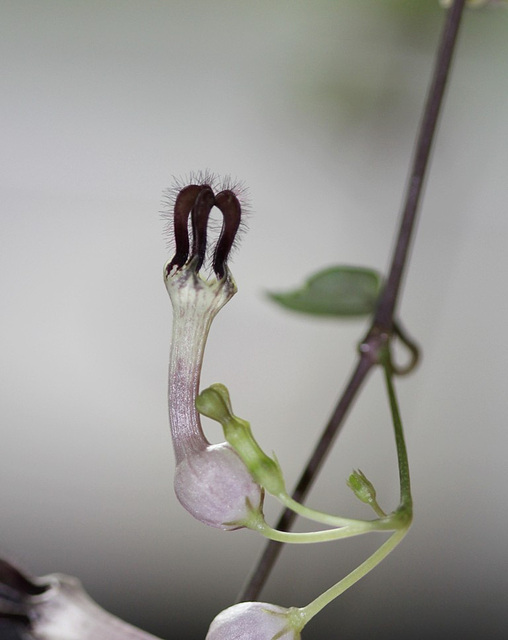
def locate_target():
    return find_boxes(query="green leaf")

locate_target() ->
[267,266,382,317]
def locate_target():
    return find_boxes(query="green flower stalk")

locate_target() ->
[204,351,413,638]
[164,177,263,530]
[197,383,394,533]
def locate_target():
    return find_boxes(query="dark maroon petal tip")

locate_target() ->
[213,190,242,279]
[167,180,243,278]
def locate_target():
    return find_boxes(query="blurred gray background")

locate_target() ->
[1,1,508,638]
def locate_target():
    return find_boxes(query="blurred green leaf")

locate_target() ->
[268,266,382,317]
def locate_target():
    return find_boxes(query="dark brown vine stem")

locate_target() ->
[238,0,466,603]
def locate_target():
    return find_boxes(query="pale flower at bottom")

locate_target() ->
[206,602,302,640]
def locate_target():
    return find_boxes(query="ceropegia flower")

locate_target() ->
[205,602,303,640]
[164,175,263,530]
[0,558,162,640]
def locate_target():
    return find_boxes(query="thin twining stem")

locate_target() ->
[297,353,413,625]
[298,528,409,626]
[250,515,399,545]
[380,355,412,513]
[238,0,466,603]
[374,0,466,330]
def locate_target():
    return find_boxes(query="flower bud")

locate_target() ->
[206,602,302,640]
[196,384,286,497]
[347,469,377,506]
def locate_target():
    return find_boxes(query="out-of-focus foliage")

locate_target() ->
[268,266,381,317]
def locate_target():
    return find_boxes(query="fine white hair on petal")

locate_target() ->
[211,173,250,267]
[160,169,218,252]
[160,170,251,273]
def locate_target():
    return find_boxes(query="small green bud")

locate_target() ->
[347,469,377,506]
[196,384,287,496]
[195,383,235,424]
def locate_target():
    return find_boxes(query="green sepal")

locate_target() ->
[196,384,286,496]
[268,266,382,317]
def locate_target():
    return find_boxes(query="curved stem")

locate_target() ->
[276,492,372,529]
[298,528,409,626]
[366,499,387,519]
[237,354,373,601]
[391,319,420,376]
[381,352,412,511]
[238,0,465,602]
[250,517,396,545]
